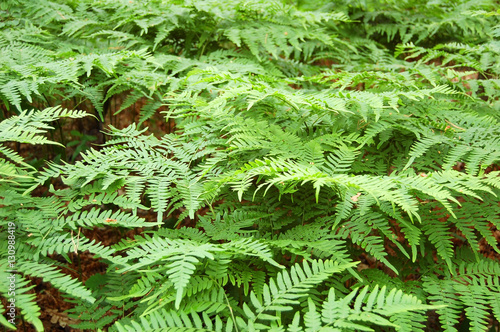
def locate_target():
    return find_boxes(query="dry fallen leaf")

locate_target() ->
[46,309,80,328]
[351,192,362,202]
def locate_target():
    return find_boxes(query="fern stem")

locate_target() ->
[223,288,239,332]
[199,42,208,60]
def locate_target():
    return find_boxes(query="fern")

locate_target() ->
[1,0,500,330]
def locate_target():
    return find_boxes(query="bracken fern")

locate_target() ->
[0,0,499,331]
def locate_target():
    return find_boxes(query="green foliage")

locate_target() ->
[1,0,499,331]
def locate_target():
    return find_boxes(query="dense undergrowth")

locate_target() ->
[1,0,500,331]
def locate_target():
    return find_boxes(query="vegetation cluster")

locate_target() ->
[0,0,499,331]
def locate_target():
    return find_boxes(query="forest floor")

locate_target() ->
[7,102,500,331]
